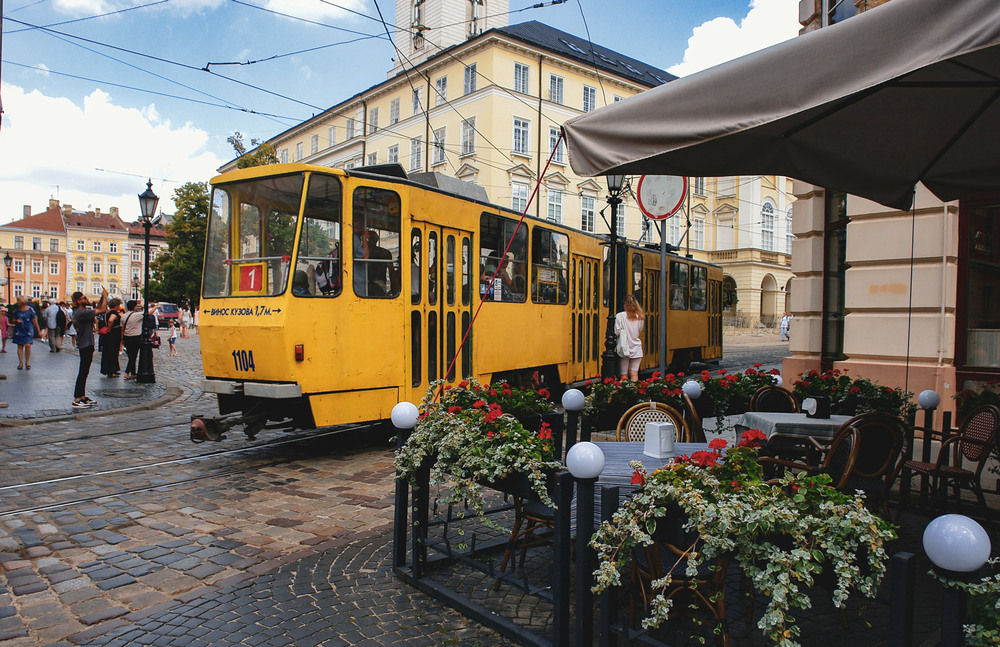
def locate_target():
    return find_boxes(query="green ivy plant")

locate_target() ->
[590,430,898,647]
[932,558,1000,646]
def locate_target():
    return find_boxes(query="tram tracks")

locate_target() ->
[0,424,379,518]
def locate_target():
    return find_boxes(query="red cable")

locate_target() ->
[433,133,566,403]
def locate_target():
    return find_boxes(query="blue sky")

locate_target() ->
[0,0,799,222]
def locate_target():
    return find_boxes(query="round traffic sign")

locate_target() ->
[636,175,687,220]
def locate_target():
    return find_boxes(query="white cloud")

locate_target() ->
[263,0,368,22]
[668,0,800,77]
[0,84,222,224]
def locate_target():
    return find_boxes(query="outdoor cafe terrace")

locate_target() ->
[390,372,1000,647]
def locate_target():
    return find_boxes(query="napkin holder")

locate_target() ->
[644,421,675,459]
[803,395,831,419]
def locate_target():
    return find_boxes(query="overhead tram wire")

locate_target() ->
[574,0,609,105]
[4,16,325,112]
[5,0,169,33]
[2,60,303,120]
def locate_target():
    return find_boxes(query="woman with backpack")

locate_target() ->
[100,298,123,378]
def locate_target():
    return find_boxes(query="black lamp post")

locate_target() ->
[137,180,158,384]
[3,252,11,305]
[600,174,626,378]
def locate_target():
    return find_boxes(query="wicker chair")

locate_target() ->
[899,404,999,520]
[681,393,712,444]
[749,385,800,413]
[616,402,691,443]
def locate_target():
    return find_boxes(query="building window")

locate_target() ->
[583,85,596,112]
[93,241,101,252]
[76,281,83,294]
[549,127,564,164]
[693,177,706,197]
[49,285,58,299]
[432,127,446,165]
[369,107,379,133]
[32,261,41,274]
[692,217,705,250]
[296,142,303,161]
[511,182,528,213]
[512,118,530,156]
[32,284,41,298]
[32,237,42,250]
[463,63,477,94]
[280,148,289,163]
[346,117,356,139]
[409,136,423,171]
[13,236,23,249]
[109,261,118,275]
[329,126,336,147]
[76,260,85,273]
[132,249,140,261]
[367,152,378,166]
[93,262,102,274]
[13,284,21,297]
[614,95,624,102]
[668,213,682,245]
[617,204,627,238]
[547,190,563,223]
[514,62,529,94]
[13,259,22,273]
[388,144,399,164]
[435,77,447,106]
[311,134,319,155]
[92,281,100,296]
[390,98,400,124]
[549,75,563,104]
[77,240,85,251]
[461,118,476,156]
[786,211,794,253]
[581,195,596,232]
[109,242,118,253]
[412,87,423,115]
[50,261,59,274]
[761,201,775,251]
[825,0,858,26]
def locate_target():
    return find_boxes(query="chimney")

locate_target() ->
[49,199,59,210]
[110,207,119,218]
[23,206,31,218]
[94,208,101,218]
[62,205,72,215]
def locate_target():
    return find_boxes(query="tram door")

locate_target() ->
[409,223,474,396]
[568,253,602,382]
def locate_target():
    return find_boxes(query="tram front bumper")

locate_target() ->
[201,379,302,399]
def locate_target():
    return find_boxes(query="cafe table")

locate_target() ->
[593,442,709,487]
[736,411,853,443]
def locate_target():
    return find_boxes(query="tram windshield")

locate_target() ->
[204,174,303,298]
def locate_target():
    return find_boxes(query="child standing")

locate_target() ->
[167,321,179,356]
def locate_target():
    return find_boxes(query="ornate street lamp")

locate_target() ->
[137,180,158,384]
[600,174,626,378]
[3,252,11,305]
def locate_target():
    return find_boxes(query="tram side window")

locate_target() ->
[353,187,401,298]
[670,260,689,310]
[691,265,708,311]
[479,213,527,302]
[632,253,643,296]
[531,228,569,305]
[204,174,303,298]
[411,229,421,305]
[294,174,343,297]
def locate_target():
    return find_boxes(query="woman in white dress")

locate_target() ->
[614,293,644,381]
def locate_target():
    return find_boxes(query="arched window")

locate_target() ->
[761,200,775,251]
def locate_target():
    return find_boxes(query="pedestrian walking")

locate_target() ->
[12,295,45,370]
[167,321,179,356]
[121,300,144,379]
[100,298,123,378]
[614,293,644,381]
[43,300,64,352]
[180,308,191,338]
[72,288,108,409]
[780,313,791,341]
[1,306,8,354]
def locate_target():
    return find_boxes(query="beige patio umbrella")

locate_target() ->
[561,0,1000,211]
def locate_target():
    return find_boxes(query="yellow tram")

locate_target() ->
[194,163,722,440]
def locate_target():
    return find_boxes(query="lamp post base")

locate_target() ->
[137,340,156,384]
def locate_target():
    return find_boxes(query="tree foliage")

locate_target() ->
[148,182,210,307]
[228,131,278,168]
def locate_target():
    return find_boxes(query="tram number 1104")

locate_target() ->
[231,349,256,372]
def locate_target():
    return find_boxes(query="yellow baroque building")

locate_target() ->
[225,1,793,328]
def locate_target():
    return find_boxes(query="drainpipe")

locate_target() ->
[536,54,544,220]
[361,99,367,165]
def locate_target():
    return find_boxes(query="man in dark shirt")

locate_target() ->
[72,288,108,409]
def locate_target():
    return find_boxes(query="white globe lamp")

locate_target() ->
[918,389,941,410]
[682,380,702,400]
[566,441,605,480]
[391,401,420,430]
[923,514,992,573]
[562,388,586,412]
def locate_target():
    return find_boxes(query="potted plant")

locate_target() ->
[590,429,898,647]
[395,379,562,526]
[791,369,915,418]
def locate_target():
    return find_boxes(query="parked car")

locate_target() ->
[153,302,179,328]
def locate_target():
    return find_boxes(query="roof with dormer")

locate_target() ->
[63,210,128,232]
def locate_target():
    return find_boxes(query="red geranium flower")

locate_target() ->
[459,380,469,388]
[631,469,645,485]
[447,406,462,414]
[737,428,767,449]
[708,438,728,451]
[473,399,487,408]
[538,388,550,399]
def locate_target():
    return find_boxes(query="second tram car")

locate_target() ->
[194,163,722,440]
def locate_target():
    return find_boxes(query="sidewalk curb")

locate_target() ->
[0,383,185,428]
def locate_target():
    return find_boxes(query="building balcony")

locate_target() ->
[707,247,791,267]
